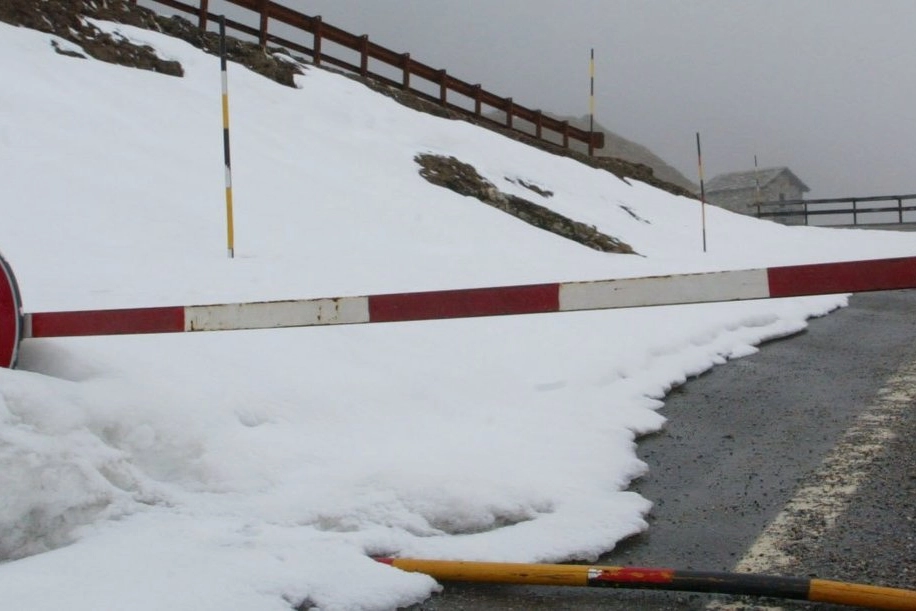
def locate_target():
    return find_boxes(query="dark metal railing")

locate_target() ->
[132,0,604,153]
[753,194,916,226]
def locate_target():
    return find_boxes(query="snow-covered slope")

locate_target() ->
[1,18,914,611]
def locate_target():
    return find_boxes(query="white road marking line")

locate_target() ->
[706,355,916,610]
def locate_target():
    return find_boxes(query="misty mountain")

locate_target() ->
[555,114,699,195]
[484,110,697,195]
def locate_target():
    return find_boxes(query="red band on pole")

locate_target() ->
[368,283,559,323]
[590,567,675,585]
[29,306,185,338]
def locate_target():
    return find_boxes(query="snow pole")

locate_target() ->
[754,154,761,207]
[696,131,707,253]
[219,15,235,259]
[0,251,23,368]
[588,48,595,156]
[376,558,916,610]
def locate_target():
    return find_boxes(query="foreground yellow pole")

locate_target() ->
[377,558,916,610]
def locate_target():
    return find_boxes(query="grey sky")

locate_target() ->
[179,1,916,199]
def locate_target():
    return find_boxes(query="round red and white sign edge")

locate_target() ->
[0,251,23,369]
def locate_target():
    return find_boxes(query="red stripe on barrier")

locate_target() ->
[767,256,916,298]
[368,283,560,323]
[29,306,186,338]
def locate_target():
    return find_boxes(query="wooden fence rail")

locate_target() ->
[131,0,603,153]
[754,194,916,226]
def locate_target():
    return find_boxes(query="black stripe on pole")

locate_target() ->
[588,568,809,600]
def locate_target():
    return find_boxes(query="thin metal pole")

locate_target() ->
[588,48,595,156]
[754,154,761,207]
[219,16,235,259]
[696,132,707,253]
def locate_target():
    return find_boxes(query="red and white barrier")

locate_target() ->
[12,256,916,345]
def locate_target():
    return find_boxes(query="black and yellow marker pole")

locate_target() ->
[219,15,235,259]
[377,558,916,610]
[696,131,707,253]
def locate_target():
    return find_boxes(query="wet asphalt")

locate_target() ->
[405,290,916,610]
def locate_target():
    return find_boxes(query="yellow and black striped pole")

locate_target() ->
[219,15,235,259]
[696,131,707,253]
[377,558,916,610]
[588,48,595,157]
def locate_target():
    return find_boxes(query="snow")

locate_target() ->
[1,18,914,611]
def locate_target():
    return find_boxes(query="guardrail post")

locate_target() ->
[562,121,570,148]
[198,0,209,30]
[313,16,322,66]
[535,110,543,140]
[473,84,482,115]
[359,35,369,76]
[257,0,268,49]
[438,70,447,106]
[505,97,513,128]
[401,53,410,89]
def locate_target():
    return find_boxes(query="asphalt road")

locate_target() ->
[406,290,916,610]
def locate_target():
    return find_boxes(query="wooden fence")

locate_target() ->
[754,194,916,226]
[131,0,604,154]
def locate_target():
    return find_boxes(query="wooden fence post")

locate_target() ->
[473,84,482,115]
[534,111,543,140]
[258,0,268,49]
[438,70,447,106]
[313,16,322,65]
[197,0,209,31]
[505,97,513,128]
[401,53,410,89]
[359,35,369,76]
[562,121,569,148]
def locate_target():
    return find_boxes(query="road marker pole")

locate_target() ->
[376,558,916,610]
[696,132,707,253]
[219,15,235,258]
[588,48,595,156]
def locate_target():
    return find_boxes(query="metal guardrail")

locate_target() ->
[131,0,604,154]
[753,194,916,226]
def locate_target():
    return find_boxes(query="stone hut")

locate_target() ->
[705,167,810,225]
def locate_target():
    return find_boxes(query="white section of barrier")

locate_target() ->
[559,269,771,311]
[185,297,370,331]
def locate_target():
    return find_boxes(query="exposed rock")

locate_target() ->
[0,0,182,76]
[416,154,636,255]
[0,0,304,86]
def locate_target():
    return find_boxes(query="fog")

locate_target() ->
[147,1,916,199]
